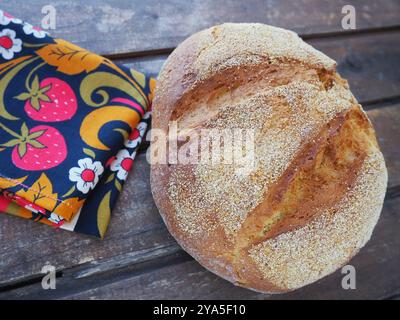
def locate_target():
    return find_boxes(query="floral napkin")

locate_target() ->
[0,10,154,238]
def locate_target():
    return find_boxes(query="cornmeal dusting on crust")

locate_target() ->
[168,81,355,237]
[155,23,337,109]
[193,23,336,82]
[168,167,219,235]
[249,152,387,290]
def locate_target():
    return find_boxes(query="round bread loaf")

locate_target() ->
[150,23,387,293]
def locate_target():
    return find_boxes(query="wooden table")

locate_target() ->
[0,0,399,299]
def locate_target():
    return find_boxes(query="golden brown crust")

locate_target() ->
[150,23,387,293]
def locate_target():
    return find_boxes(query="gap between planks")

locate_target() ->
[2,196,400,299]
[103,26,400,60]
[111,29,400,110]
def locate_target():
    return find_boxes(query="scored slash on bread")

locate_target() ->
[150,23,387,293]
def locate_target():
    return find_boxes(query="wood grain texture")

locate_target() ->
[1,195,399,300]
[368,104,400,188]
[1,0,400,56]
[309,31,400,104]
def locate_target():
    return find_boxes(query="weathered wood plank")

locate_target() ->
[0,103,399,291]
[368,104,400,188]
[2,195,399,300]
[309,31,400,104]
[2,0,400,56]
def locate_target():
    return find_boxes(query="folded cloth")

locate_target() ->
[0,10,155,238]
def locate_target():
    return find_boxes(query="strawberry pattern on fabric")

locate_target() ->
[0,10,155,238]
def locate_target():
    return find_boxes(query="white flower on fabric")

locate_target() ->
[69,158,104,194]
[48,212,64,225]
[22,22,49,38]
[0,28,22,60]
[110,149,135,181]
[124,121,148,148]
[0,10,22,25]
